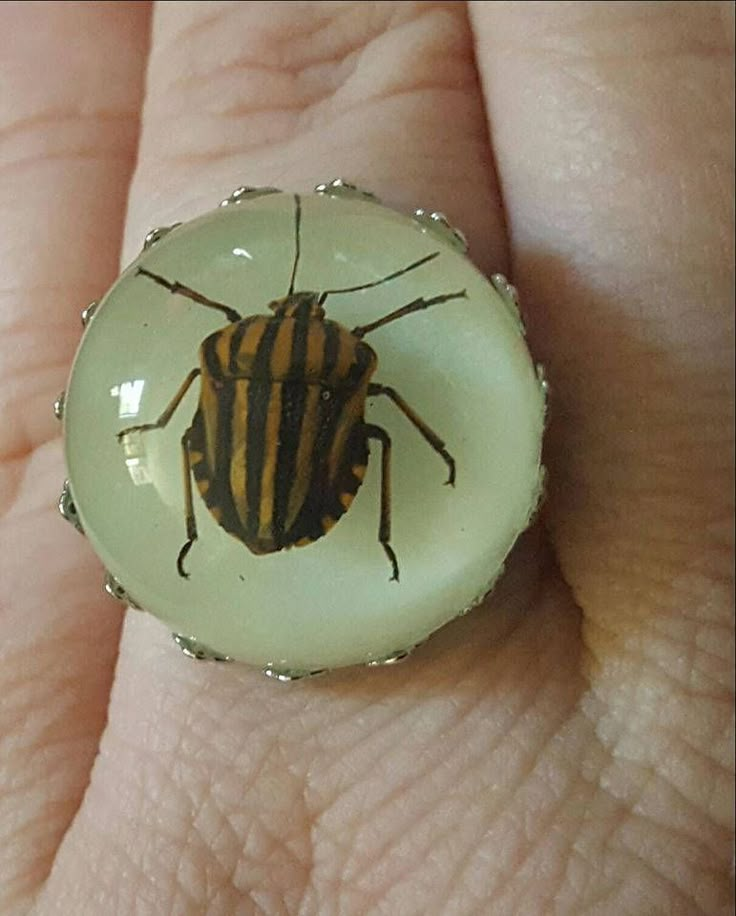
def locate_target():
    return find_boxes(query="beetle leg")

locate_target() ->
[176,426,198,579]
[136,267,243,323]
[117,368,200,441]
[368,383,455,486]
[364,423,400,582]
[351,289,467,339]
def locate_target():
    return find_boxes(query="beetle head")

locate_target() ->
[268,291,325,320]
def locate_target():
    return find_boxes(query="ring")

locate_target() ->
[57,179,546,680]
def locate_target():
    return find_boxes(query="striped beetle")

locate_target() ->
[117,194,465,581]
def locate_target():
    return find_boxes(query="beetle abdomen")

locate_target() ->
[190,378,370,556]
[191,313,377,556]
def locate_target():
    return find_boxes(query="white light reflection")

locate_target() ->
[118,431,153,487]
[111,379,145,418]
[233,247,253,260]
[111,380,152,486]
[124,456,152,486]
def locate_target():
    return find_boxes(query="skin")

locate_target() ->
[0,1,732,914]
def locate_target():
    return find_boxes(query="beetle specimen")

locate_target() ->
[117,195,465,581]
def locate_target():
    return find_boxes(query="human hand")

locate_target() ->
[1,3,733,914]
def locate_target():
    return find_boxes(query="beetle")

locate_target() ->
[117,194,465,581]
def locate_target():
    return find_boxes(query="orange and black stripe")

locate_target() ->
[190,311,376,555]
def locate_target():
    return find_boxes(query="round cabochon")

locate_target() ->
[64,189,545,674]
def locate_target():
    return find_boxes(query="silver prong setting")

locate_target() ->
[457,565,507,618]
[536,362,550,396]
[220,186,281,207]
[536,464,548,507]
[53,391,65,421]
[490,273,527,336]
[262,665,327,682]
[104,572,141,609]
[58,480,83,534]
[491,273,519,306]
[172,633,232,662]
[81,300,98,327]
[412,209,468,254]
[314,178,380,203]
[143,223,182,251]
[366,648,412,667]
[535,363,550,433]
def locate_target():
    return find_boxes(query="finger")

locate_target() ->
[470,0,734,889]
[0,1,151,466]
[0,1,150,908]
[470,2,734,656]
[39,3,572,911]
[122,0,507,272]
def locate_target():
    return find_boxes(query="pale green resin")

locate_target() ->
[64,192,545,671]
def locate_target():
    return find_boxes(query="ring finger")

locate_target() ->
[44,2,516,909]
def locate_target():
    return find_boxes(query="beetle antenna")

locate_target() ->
[318,251,440,304]
[288,194,302,295]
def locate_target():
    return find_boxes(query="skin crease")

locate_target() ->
[0,0,732,913]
